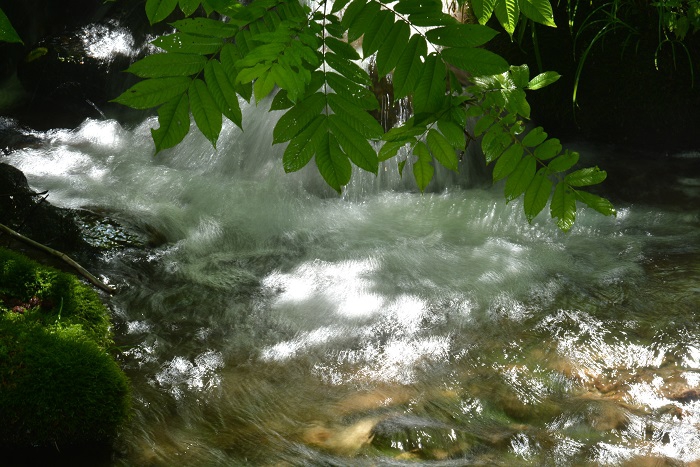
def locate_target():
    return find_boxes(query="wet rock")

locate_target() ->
[302,417,380,455]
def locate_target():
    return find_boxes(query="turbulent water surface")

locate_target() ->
[6,107,700,465]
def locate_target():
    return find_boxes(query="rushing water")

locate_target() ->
[5,105,700,465]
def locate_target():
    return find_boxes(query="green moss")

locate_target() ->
[0,247,130,449]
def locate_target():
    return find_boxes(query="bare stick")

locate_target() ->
[0,222,116,294]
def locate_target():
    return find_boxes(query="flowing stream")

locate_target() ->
[5,104,700,465]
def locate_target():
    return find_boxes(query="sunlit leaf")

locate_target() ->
[547,151,579,173]
[494,0,520,37]
[524,168,552,222]
[534,138,561,160]
[551,181,577,231]
[189,78,222,147]
[125,53,207,78]
[427,129,459,172]
[574,190,616,216]
[565,167,607,186]
[509,64,529,87]
[504,154,535,201]
[521,126,547,146]
[152,93,190,152]
[492,143,523,181]
[519,0,556,27]
[0,8,22,43]
[527,71,561,90]
[471,0,498,24]
[112,77,192,109]
[481,125,511,163]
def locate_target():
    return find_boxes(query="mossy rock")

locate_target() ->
[0,247,130,449]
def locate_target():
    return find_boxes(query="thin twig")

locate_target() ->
[0,222,116,294]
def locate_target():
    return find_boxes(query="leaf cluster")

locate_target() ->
[112,0,615,230]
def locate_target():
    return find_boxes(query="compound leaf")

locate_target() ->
[152,93,190,152]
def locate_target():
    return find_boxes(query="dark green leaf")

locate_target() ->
[527,71,560,90]
[427,129,459,172]
[325,52,372,86]
[376,20,410,77]
[408,11,457,26]
[270,63,306,102]
[204,60,243,129]
[152,93,190,152]
[325,37,361,60]
[328,115,378,173]
[565,167,607,186]
[413,142,434,192]
[398,159,407,177]
[426,24,499,47]
[534,138,561,160]
[125,53,207,78]
[437,118,465,148]
[547,150,579,173]
[492,143,523,181]
[341,0,368,32]
[504,155,535,201]
[328,93,384,139]
[383,118,426,142]
[441,47,509,77]
[551,182,577,231]
[363,10,394,57]
[393,34,428,98]
[270,89,293,110]
[273,92,327,144]
[146,0,178,24]
[316,132,352,193]
[521,126,547,146]
[0,8,22,43]
[502,88,530,118]
[236,63,271,84]
[189,78,222,147]
[394,0,442,15]
[236,43,285,68]
[524,168,552,222]
[574,190,616,216]
[206,0,241,16]
[348,1,381,43]
[413,54,446,115]
[332,0,353,13]
[253,70,277,102]
[112,77,192,109]
[179,0,200,17]
[474,114,495,136]
[326,72,379,110]
[152,33,223,54]
[284,115,326,172]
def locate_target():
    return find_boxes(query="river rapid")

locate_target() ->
[5,106,700,465]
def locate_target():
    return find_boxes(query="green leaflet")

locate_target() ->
[236,63,271,84]
[331,0,353,14]
[170,18,238,38]
[125,53,207,78]
[327,93,384,140]
[328,114,378,173]
[325,37,361,60]
[0,8,22,43]
[481,125,511,163]
[524,168,553,222]
[393,34,428,98]
[273,92,326,144]
[502,88,530,118]
[394,0,442,15]
[551,182,577,231]
[504,155,535,201]
[253,70,277,102]
[189,79,222,148]
[325,52,372,86]
[495,0,520,37]
[316,132,352,194]
[471,0,498,24]
[427,129,459,172]
[474,114,496,136]
[362,10,394,58]
[383,119,425,142]
[509,65,530,87]
[413,54,446,115]
[206,0,241,16]
[112,77,192,109]
[284,115,326,173]
[519,0,556,27]
[425,24,498,47]
[547,150,579,173]
[348,1,381,43]
[325,72,379,110]
[527,71,560,90]
[398,159,407,178]
[379,140,409,162]
[407,12,456,27]
[270,63,306,102]
[533,138,561,161]
[375,20,410,77]
[146,0,178,25]
[178,0,200,17]
[152,93,190,153]
[236,43,286,68]
[204,60,242,129]
[152,33,223,54]
[574,190,616,216]
[437,119,465,149]
[413,142,434,193]
[492,143,523,182]
[521,126,547,146]
[565,167,607,186]
[441,47,509,77]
